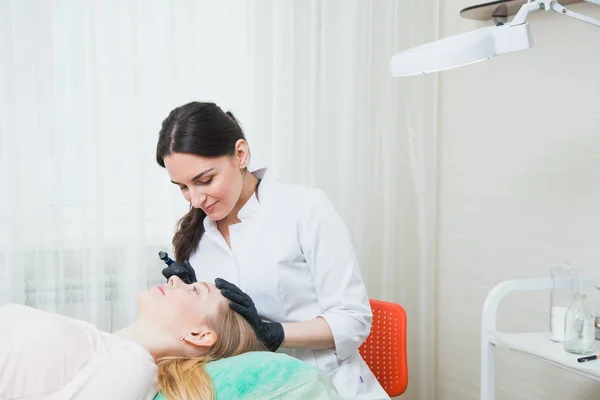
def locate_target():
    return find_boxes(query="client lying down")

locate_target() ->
[0,276,267,399]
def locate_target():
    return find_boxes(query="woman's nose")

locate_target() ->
[188,187,206,209]
[169,276,183,287]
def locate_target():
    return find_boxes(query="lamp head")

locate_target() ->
[390,22,533,76]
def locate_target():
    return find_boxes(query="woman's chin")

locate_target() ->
[137,290,159,313]
[207,208,229,221]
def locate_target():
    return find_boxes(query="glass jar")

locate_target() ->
[549,262,581,342]
[564,294,596,355]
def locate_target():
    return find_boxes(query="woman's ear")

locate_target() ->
[182,327,217,349]
[234,139,250,169]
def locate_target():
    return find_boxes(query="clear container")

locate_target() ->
[549,262,581,342]
[564,294,596,355]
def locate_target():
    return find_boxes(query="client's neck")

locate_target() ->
[114,320,173,361]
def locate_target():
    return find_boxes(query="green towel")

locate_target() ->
[153,351,341,399]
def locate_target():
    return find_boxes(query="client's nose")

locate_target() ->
[169,276,183,287]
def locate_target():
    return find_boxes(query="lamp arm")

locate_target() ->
[512,0,545,24]
[550,0,600,26]
[512,0,600,26]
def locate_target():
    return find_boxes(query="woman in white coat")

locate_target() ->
[156,101,389,400]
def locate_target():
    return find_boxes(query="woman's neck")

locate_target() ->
[114,321,173,361]
[221,170,259,227]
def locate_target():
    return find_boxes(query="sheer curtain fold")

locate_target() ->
[0,1,438,398]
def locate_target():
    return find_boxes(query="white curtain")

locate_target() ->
[0,1,438,399]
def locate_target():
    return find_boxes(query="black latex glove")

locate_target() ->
[215,278,285,352]
[162,260,197,284]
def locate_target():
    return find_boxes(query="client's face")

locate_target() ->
[138,276,225,337]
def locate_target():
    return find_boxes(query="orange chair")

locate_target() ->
[359,299,408,397]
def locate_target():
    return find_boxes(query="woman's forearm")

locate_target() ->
[280,317,335,349]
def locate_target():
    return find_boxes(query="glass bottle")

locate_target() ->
[549,262,581,342]
[564,294,596,355]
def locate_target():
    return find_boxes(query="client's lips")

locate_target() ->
[156,286,165,295]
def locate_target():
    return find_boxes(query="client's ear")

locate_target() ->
[182,327,217,349]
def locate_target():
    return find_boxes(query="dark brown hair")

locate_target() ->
[156,102,246,261]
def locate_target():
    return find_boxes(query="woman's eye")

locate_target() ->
[191,286,198,294]
[179,186,188,191]
[196,177,213,185]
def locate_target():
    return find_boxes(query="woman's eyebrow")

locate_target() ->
[170,168,215,185]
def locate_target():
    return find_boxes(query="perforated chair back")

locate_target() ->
[358,299,408,397]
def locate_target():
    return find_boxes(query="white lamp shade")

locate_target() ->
[390,22,533,76]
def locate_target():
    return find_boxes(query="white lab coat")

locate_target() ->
[188,168,389,400]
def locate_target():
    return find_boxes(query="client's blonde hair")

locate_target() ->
[156,301,266,399]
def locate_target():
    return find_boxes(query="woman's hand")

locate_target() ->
[161,260,197,284]
[215,278,285,352]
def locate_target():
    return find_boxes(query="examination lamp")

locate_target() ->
[390,0,600,76]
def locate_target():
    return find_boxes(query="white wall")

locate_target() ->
[437,1,600,399]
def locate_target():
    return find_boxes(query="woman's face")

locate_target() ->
[138,276,225,338]
[163,148,247,221]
